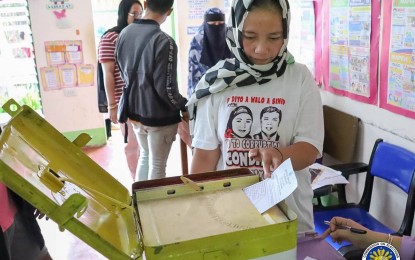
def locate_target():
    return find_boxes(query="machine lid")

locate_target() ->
[0,99,143,259]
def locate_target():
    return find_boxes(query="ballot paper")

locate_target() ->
[309,163,349,190]
[243,159,298,214]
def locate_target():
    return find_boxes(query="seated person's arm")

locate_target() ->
[322,217,404,255]
[190,147,221,174]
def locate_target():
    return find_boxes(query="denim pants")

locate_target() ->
[131,122,178,181]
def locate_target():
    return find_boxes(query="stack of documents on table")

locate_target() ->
[309,163,349,190]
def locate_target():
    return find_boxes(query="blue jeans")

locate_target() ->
[131,122,178,181]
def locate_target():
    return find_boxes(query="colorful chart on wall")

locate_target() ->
[321,0,381,104]
[289,0,316,79]
[380,1,415,119]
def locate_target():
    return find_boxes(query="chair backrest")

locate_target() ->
[360,138,415,235]
[323,105,360,163]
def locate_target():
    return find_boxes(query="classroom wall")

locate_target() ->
[28,0,106,146]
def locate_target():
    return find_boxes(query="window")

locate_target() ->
[0,0,42,121]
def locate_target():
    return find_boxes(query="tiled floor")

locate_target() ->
[38,129,192,260]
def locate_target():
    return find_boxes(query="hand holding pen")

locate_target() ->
[321,217,404,251]
[324,220,367,234]
[321,217,369,247]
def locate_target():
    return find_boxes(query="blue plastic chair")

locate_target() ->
[313,138,415,259]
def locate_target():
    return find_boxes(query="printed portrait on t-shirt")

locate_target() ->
[223,96,285,178]
[253,106,281,141]
[225,106,253,139]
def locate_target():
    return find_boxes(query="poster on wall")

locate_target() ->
[76,64,94,87]
[65,40,83,64]
[321,0,381,104]
[187,0,231,20]
[58,64,77,87]
[47,0,74,29]
[45,41,66,66]
[40,67,60,90]
[379,1,415,119]
[288,0,316,78]
[186,0,232,35]
[188,0,210,20]
[41,40,94,90]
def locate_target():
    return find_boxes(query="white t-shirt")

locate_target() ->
[192,63,324,232]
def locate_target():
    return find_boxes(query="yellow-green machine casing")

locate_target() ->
[0,99,297,259]
[133,172,298,259]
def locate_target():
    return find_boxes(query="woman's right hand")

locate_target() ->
[321,216,371,248]
[249,147,283,178]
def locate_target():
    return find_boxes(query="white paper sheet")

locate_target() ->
[309,163,349,190]
[243,159,298,214]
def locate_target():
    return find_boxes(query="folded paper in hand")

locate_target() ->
[309,162,349,190]
[243,158,297,214]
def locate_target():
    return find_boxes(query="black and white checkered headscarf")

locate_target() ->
[187,0,293,122]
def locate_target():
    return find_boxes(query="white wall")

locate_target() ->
[28,0,105,145]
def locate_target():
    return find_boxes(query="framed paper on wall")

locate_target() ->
[40,67,61,91]
[379,0,415,119]
[321,0,381,104]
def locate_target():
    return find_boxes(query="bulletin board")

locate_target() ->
[321,0,381,104]
[379,1,415,119]
[41,40,94,90]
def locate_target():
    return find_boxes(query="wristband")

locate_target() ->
[387,233,393,245]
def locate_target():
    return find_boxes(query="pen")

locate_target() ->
[324,220,367,234]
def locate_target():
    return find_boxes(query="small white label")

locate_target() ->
[63,88,77,97]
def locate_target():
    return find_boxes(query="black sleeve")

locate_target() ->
[153,34,188,111]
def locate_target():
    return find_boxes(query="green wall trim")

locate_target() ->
[63,127,107,147]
